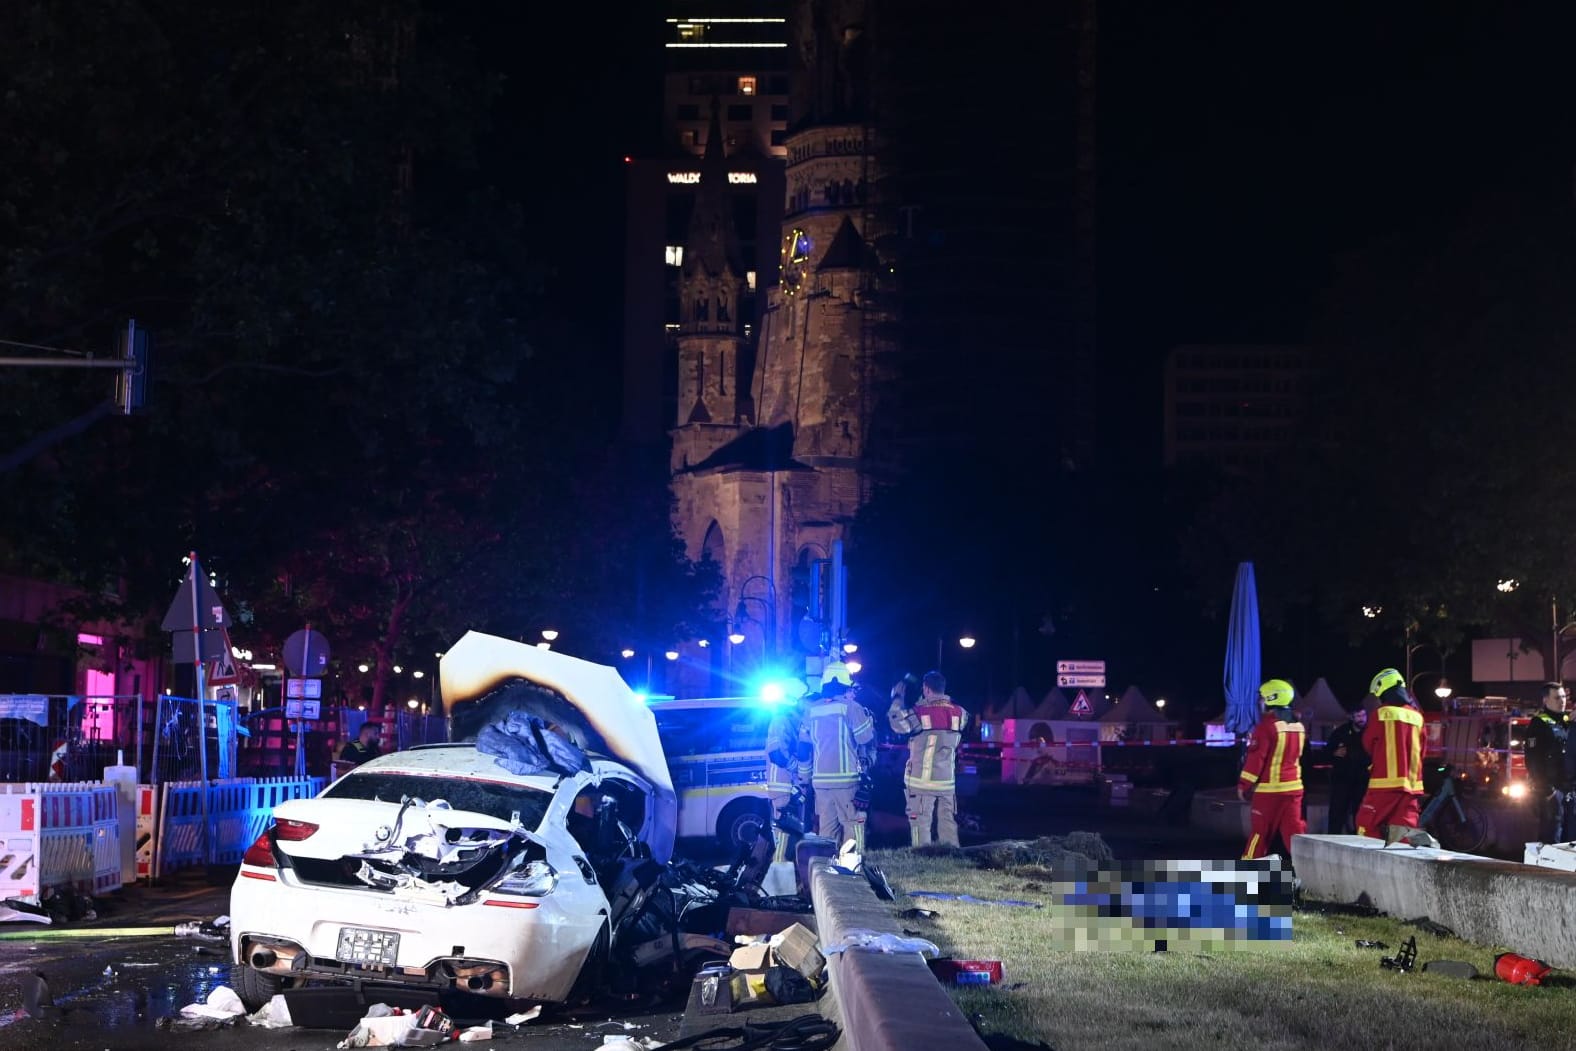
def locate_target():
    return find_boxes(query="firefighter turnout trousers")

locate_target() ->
[1242,790,1305,860]
[906,789,958,847]
[816,786,864,853]
[1355,789,1421,839]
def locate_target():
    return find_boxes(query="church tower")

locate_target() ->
[668,0,896,696]
[670,104,750,476]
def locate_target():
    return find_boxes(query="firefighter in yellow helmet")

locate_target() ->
[805,662,875,852]
[1237,678,1307,859]
[1354,667,1424,838]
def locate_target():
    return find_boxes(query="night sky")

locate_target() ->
[468,3,1576,465]
[452,3,1576,708]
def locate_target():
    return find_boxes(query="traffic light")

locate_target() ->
[116,319,151,414]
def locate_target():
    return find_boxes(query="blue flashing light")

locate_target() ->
[633,691,648,704]
[759,682,786,704]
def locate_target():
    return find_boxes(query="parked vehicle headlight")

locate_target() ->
[1503,782,1529,801]
[493,859,557,896]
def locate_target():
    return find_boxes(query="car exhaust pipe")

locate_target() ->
[465,974,493,991]
[251,949,278,968]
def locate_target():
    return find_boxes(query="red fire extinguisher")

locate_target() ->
[1494,952,1552,986]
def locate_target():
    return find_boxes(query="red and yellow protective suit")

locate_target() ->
[1355,702,1424,838]
[1238,709,1306,859]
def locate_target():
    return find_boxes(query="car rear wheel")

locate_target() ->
[231,963,293,1013]
[718,799,771,853]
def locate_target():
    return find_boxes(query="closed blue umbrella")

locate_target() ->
[1223,562,1262,736]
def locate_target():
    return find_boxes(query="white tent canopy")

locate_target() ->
[1298,677,1350,739]
[1098,685,1177,741]
[1033,688,1070,720]
[987,686,1038,721]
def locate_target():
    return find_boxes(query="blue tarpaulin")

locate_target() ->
[1223,562,1262,736]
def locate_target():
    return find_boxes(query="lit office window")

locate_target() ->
[738,76,757,96]
[678,23,705,42]
[665,245,684,267]
[746,270,757,290]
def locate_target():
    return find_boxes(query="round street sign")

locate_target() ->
[283,628,332,677]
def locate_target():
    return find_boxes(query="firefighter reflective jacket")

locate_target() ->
[765,704,810,793]
[807,697,875,788]
[1238,710,1306,794]
[1361,702,1424,793]
[889,695,969,792]
[1524,709,1573,789]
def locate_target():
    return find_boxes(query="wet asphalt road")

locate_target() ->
[0,786,1237,1049]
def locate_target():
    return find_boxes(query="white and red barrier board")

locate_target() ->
[0,786,41,902]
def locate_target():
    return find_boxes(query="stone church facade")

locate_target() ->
[669,6,896,693]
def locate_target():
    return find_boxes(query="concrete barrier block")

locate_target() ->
[810,861,987,1051]
[1191,789,1328,840]
[1292,833,1576,967]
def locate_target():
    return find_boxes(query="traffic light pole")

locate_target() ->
[0,319,150,414]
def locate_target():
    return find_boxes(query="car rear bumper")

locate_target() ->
[230,864,605,1001]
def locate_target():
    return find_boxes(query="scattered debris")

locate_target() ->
[503,1006,541,1025]
[20,971,55,1019]
[1495,952,1553,986]
[931,959,1005,986]
[1385,826,1441,848]
[1423,960,1479,980]
[1380,936,1417,972]
[179,985,246,1021]
[908,891,1042,909]
[961,833,1114,871]
[900,907,939,920]
[247,994,294,1029]
[1405,917,1456,939]
[824,928,939,957]
[1354,940,1389,950]
[0,901,50,925]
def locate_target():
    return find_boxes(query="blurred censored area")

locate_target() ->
[1049,858,1294,952]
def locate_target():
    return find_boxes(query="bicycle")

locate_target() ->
[1417,764,1490,853]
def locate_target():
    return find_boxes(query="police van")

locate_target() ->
[648,696,775,851]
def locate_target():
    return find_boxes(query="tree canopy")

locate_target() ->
[0,0,712,708]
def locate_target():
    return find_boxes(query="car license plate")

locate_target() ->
[336,926,400,967]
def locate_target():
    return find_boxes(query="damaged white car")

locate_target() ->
[228,631,682,1011]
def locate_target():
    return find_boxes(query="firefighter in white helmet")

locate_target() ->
[806,661,875,852]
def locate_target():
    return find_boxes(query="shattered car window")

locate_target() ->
[324,773,552,829]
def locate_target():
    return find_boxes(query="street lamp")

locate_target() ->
[541,629,559,642]
[357,663,369,673]
[620,647,636,659]
[727,627,746,646]
[1155,698,1167,710]
[959,634,977,649]
[412,669,425,679]
[665,649,680,661]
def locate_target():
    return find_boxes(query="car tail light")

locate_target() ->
[242,831,276,867]
[492,860,557,897]
[274,818,319,841]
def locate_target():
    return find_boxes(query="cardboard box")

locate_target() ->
[773,923,825,980]
[729,943,773,972]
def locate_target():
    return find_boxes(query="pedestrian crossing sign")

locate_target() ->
[1070,690,1093,716]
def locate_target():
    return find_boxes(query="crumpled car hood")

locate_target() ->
[440,630,677,863]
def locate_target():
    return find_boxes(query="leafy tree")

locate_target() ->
[0,1,714,710]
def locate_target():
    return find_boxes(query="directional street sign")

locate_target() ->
[1056,660,1105,675]
[285,678,323,700]
[1058,673,1107,687]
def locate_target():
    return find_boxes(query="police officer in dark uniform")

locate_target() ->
[1322,707,1370,834]
[1523,682,1574,843]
